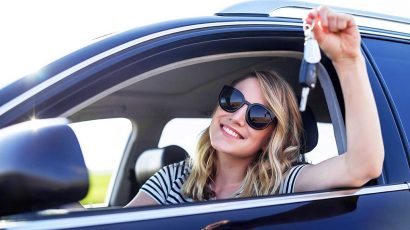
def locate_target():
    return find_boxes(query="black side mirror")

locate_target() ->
[0,118,89,216]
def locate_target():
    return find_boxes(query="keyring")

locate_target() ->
[303,19,315,31]
[303,19,315,38]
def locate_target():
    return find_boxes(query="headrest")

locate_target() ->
[300,106,318,154]
[135,145,188,185]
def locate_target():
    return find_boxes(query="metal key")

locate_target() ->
[299,21,321,112]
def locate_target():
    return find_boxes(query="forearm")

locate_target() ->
[125,191,159,207]
[334,55,384,182]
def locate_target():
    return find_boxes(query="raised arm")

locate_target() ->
[295,6,384,192]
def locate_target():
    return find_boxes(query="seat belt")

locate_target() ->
[317,63,347,154]
[298,21,347,155]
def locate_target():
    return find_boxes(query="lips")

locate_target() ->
[221,124,244,139]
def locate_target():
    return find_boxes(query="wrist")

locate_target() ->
[332,54,365,71]
[333,54,368,84]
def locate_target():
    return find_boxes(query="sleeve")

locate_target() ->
[279,164,308,194]
[140,165,174,205]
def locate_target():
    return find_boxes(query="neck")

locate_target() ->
[211,151,253,199]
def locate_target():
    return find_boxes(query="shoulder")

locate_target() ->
[279,164,309,194]
[150,160,190,186]
[140,160,191,204]
[162,159,191,178]
[170,159,191,171]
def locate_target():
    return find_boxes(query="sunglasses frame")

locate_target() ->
[218,85,276,130]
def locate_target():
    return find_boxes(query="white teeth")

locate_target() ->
[223,126,239,138]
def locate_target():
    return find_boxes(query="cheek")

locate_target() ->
[251,127,273,146]
[210,107,228,129]
[209,112,222,141]
[213,107,226,118]
[209,119,218,139]
[210,110,221,128]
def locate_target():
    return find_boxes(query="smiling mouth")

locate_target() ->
[221,125,244,139]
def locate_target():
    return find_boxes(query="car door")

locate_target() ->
[111,17,410,230]
[108,16,410,230]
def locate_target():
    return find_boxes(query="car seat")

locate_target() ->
[135,145,188,186]
[300,105,318,154]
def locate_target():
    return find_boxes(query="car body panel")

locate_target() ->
[363,38,410,164]
[3,184,409,229]
[361,44,410,183]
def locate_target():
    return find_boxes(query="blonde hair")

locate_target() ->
[182,70,303,200]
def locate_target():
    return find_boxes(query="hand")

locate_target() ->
[305,6,362,65]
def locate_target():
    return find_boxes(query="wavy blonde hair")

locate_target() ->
[182,70,303,200]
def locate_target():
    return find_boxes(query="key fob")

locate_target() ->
[303,23,321,64]
[299,59,317,88]
[299,21,321,111]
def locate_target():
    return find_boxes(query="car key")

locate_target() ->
[299,21,321,112]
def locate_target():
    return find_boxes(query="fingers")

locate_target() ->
[336,16,348,32]
[317,6,329,29]
[305,5,356,33]
[305,9,317,25]
[328,12,354,32]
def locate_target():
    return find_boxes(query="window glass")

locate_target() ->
[158,118,337,163]
[69,118,132,207]
[364,39,410,145]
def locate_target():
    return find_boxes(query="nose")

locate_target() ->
[230,105,247,127]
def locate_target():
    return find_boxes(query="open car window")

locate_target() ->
[70,51,345,206]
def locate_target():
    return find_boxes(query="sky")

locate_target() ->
[0,0,238,88]
[0,0,407,171]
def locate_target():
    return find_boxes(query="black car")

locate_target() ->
[1,1,409,229]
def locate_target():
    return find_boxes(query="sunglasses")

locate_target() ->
[218,85,276,130]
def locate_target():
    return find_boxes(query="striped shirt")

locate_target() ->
[140,160,307,205]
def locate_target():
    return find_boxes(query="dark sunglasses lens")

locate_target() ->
[220,87,243,112]
[248,105,273,129]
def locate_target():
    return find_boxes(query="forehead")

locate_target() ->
[233,77,267,105]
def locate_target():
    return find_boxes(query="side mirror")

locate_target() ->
[0,118,89,216]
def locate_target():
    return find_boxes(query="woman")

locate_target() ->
[126,6,384,206]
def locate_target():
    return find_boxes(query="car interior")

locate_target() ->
[67,51,342,207]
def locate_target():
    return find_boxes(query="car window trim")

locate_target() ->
[4,183,408,229]
[0,21,299,118]
[0,20,407,119]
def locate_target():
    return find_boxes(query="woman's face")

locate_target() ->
[209,77,274,160]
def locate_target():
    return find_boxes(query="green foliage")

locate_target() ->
[80,172,111,205]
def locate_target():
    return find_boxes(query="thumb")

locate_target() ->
[311,21,328,45]
[305,8,327,45]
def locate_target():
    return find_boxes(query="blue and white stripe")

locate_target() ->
[141,161,307,204]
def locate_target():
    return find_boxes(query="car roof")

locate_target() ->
[217,0,410,35]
